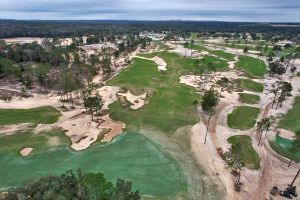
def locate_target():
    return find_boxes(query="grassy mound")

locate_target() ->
[236,55,267,78]
[108,52,200,133]
[239,93,260,104]
[228,135,260,169]
[279,97,300,132]
[237,79,263,93]
[0,106,61,126]
[227,106,260,130]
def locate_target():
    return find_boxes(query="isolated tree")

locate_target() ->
[256,116,274,146]
[276,82,293,109]
[269,61,286,77]
[243,47,248,54]
[84,94,103,121]
[201,89,219,144]
[288,132,300,167]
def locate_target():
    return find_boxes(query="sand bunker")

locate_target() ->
[118,90,147,110]
[152,56,167,71]
[20,147,33,157]
[100,114,126,142]
[97,86,120,109]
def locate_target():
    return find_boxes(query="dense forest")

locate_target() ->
[1,20,300,39]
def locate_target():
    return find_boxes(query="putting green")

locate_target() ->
[0,132,185,197]
[270,135,300,162]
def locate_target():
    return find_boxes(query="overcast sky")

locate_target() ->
[0,0,299,22]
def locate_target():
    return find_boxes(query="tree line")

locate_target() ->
[1,170,141,200]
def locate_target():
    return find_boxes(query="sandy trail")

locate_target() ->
[184,44,300,199]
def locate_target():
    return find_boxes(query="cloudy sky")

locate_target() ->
[0,0,299,22]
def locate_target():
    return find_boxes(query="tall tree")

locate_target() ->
[201,89,219,144]
[256,116,274,146]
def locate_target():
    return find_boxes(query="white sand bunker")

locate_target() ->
[152,56,167,71]
[97,86,120,109]
[58,113,125,151]
[20,147,33,157]
[118,90,147,110]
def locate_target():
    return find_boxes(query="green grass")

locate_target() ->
[227,135,260,169]
[0,133,185,197]
[0,129,70,155]
[237,79,263,93]
[108,52,201,133]
[239,93,260,104]
[0,106,61,126]
[200,55,229,71]
[227,106,260,130]
[187,44,235,61]
[297,72,300,77]
[236,55,267,78]
[279,97,300,132]
[269,135,300,162]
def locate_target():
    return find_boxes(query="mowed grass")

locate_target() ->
[228,106,260,130]
[269,134,300,162]
[228,135,260,169]
[0,106,61,126]
[237,79,263,93]
[0,129,70,155]
[200,56,229,71]
[239,93,260,104]
[279,97,300,132]
[236,55,267,78]
[108,52,201,133]
[187,44,235,61]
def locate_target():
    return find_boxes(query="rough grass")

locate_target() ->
[236,55,267,78]
[237,79,263,93]
[0,106,61,126]
[227,106,260,130]
[108,52,201,133]
[0,129,69,155]
[200,55,229,71]
[239,93,260,104]
[227,135,260,169]
[297,72,300,77]
[279,97,300,132]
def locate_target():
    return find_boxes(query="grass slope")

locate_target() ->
[279,97,300,132]
[108,52,201,133]
[0,129,69,155]
[236,55,267,78]
[187,44,235,61]
[239,93,260,104]
[0,106,61,126]
[270,135,300,162]
[228,106,260,130]
[228,135,260,169]
[237,79,263,93]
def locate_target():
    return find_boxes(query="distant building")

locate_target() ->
[139,31,166,40]
[276,40,295,47]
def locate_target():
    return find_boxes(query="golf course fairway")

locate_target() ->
[0,132,185,197]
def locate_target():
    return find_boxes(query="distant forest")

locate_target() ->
[1,20,300,38]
